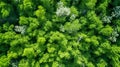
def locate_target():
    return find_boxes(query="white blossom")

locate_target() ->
[113,6,120,18]
[60,25,65,32]
[112,31,119,37]
[56,1,70,17]
[70,14,76,21]
[109,31,119,42]
[14,25,26,34]
[56,7,70,17]
[111,12,116,17]
[102,16,112,23]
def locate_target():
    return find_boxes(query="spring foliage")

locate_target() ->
[0,0,120,67]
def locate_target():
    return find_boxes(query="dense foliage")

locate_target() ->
[0,0,120,67]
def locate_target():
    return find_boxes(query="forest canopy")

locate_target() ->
[0,0,120,67]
